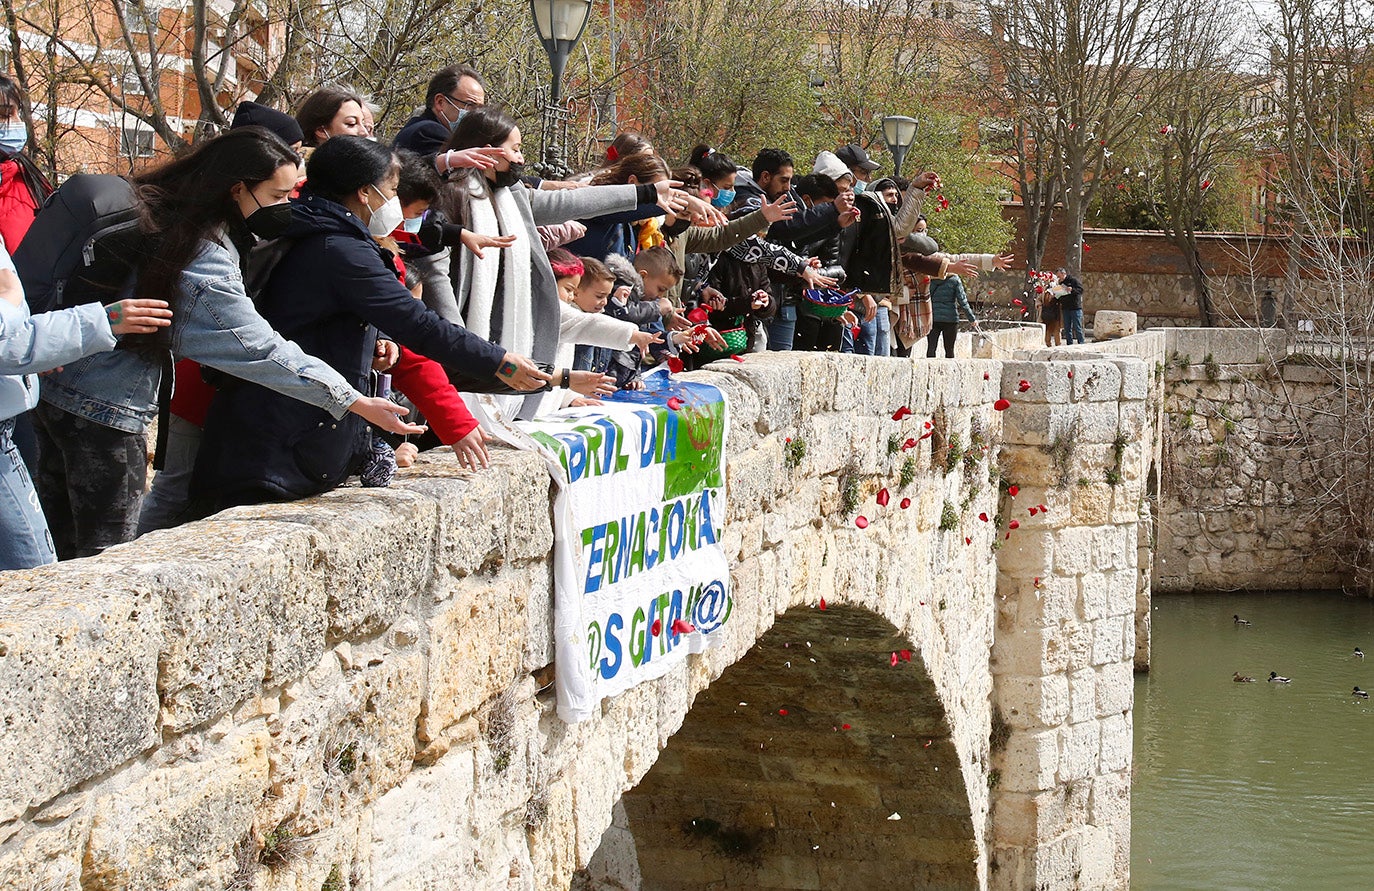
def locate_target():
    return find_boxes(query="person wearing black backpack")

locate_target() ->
[29,127,439,559]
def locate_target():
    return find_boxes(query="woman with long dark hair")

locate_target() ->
[295,84,367,149]
[191,136,551,508]
[441,106,699,420]
[32,126,420,557]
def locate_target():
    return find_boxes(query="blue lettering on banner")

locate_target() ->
[585,579,732,681]
[581,489,723,594]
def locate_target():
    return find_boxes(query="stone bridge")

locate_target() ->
[0,328,1164,891]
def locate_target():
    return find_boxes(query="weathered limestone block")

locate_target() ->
[1072,362,1123,403]
[994,673,1069,729]
[1097,712,1132,773]
[1058,720,1101,782]
[1001,361,1072,405]
[724,437,783,516]
[367,745,478,889]
[1092,311,1137,341]
[1066,667,1097,724]
[0,576,160,823]
[1095,662,1134,718]
[82,727,269,891]
[998,728,1059,793]
[715,353,803,434]
[0,804,91,890]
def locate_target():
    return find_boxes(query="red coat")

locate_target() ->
[0,159,40,250]
[390,345,478,444]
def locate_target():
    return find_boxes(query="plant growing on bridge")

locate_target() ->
[900,455,918,488]
[259,819,309,871]
[840,474,862,515]
[940,500,959,531]
[784,436,806,471]
[943,432,964,475]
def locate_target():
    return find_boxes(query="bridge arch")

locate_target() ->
[579,604,978,890]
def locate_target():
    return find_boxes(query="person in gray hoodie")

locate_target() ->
[0,242,171,569]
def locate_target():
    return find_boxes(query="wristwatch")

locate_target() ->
[560,368,571,389]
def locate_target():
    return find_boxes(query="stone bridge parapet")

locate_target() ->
[0,333,1158,891]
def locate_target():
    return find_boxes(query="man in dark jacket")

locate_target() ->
[393,65,486,162]
[734,148,852,349]
[1056,267,1086,344]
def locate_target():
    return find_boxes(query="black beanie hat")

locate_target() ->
[231,100,304,146]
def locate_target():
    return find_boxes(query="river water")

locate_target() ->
[1132,591,1374,889]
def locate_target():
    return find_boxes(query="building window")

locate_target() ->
[121,72,145,96]
[120,127,154,158]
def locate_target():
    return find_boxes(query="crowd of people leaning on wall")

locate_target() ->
[0,64,1018,572]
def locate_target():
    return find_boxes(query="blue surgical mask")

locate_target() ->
[710,188,736,209]
[402,214,424,234]
[853,180,867,194]
[0,122,27,155]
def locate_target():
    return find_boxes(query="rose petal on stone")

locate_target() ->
[902,438,917,450]
[855,516,869,529]
[964,537,971,545]
[667,356,685,373]
[994,398,1011,411]
[1018,379,1031,392]
[900,497,912,509]
[1029,507,1039,516]
[983,372,990,380]
[979,512,989,522]
[888,812,902,821]
[1067,370,1074,379]
[1008,485,1019,497]
[924,740,932,748]
[1039,504,1048,513]
[877,488,891,507]
[891,406,913,421]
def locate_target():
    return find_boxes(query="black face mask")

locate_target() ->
[492,163,525,190]
[244,192,293,240]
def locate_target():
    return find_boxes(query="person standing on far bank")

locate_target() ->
[1057,266,1085,344]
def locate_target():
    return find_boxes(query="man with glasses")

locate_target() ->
[394,65,486,162]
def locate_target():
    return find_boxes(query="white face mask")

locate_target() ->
[366,185,404,237]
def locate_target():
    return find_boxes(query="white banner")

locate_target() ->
[514,372,732,723]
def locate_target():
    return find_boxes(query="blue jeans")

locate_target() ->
[1063,308,1085,344]
[0,416,56,570]
[855,309,891,356]
[766,304,797,350]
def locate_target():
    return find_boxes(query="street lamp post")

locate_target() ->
[881,115,919,177]
[531,0,592,173]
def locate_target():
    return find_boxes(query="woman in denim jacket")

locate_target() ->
[30,127,440,558]
[0,240,172,569]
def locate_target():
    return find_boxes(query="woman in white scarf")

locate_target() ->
[439,107,695,421]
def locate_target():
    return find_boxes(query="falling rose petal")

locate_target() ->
[900,497,912,509]
[1007,484,1020,497]
[994,398,1010,411]
[1009,520,1020,530]
[890,652,899,667]
[686,306,709,324]
[1067,370,1074,379]
[1038,504,1048,513]
[1005,532,1011,540]
[924,420,933,429]
[671,619,696,635]
[1017,379,1031,392]
[900,649,912,662]
[1033,576,1042,587]
[651,618,662,636]
[1083,243,1091,252]
[1029,506,1039,516]
[891,406,913,421]
[667,396,684,411]
[919,431,933,440]
[902,438,917,450]
[841,723,851,730]
[877,488,891,507]
[730,354,745,362]
[778,709,789,716]
[819,597,827,610]
[785,436,792,444]
[1201,178,1213,190]
[964,537,972,545]
[983,371,990,380]
[855,516,869,529]
[1013,298,1024,307]
[979,512,989,522]
[666,356,684,374]
[851,326,861,337]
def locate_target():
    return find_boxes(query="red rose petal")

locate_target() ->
[983,372,990,380]
[876,488,891,507]
[900,649,912,662]
[730,354,745,362]
[1007,485,1019,497]
[842,723,852,730]
[890,652,899,666]
[1005,532,1011,539]
[855,516,869,529]
[979,512,989,522]
[964,537,972,545]
[686,307,709,324]
[993,398,1011,411]
[671,619,696,635]
[924,420,933,429]
[919,431,933,440]
[820,597,827,610]
[924,739,932,748]
[900,497,911,509]
[891,406,913,421]
[902,437,917,450]
[1018,379,1031,392]
[667,396,684,411]
[1038,504,1048,513]
[1029,507,1039,516]
[1009,520,1020,529]
[667,356,684,374]
[1067,370,1074,379]
[779,708,789,716]
[651,618,662,636]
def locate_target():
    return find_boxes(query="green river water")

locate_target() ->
[1132,591,1374,889]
